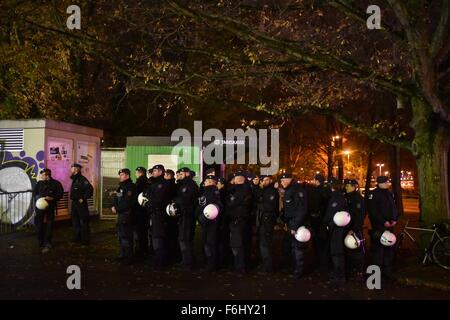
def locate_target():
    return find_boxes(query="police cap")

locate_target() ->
[118,168,131,175]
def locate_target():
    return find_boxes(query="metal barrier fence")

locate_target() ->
[0,190,34,234]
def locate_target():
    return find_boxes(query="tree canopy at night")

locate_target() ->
[0,0,449,223]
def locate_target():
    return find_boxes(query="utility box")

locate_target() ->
[0,119,103,228]
[126,136,203,184]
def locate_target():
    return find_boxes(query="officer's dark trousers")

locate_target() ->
[204,242,217,271]
[148,216,154,255]
[218,217,232,267]
[285,233,305,275]
[257,219,274,272]
[71,200,90,245]
[167,218,181,264]
[244,215,255,267]
[331,254,346,280]
[150,209,168,267]
[152,237,166,267]
[329,227,346,281]
[311,217,330,272]
[231,247,245,271]
[178,213,196,269]
[203,223,219,271]
[117,212,133,261]
[35,208,55,247]
[135,210,149,256]
[179,240,194,269]
[230,219,247,272]
[346,249,365,276]
[371,241,395,277]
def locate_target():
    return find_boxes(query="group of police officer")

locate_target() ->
[32,163,94,253]
[32,161,398,283]
[109,165,398,283]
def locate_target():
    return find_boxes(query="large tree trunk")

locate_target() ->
[411,97,450,224]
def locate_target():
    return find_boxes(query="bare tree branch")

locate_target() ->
[328,0,404,40]
[430,0,449,59]
[167,0,413,97]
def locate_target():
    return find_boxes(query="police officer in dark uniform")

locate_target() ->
[247,173,261,268]
[134,166,149,259]
[280,173,308,278]
[307,173,331,274]
[165,168,180,264]
[256,175,279,273]
[144,164,172,268]
[172,167,199,270]
[197,174,223,271]
[226,171,253,273]
[70,163,93,246]
[33,168,64,253]
[323,178,348,284]
[368,176,398,281]
[112,168,136,264]
[344,179,366,279]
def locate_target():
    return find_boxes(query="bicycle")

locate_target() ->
[396,218,450,270]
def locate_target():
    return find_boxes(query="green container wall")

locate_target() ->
[126,145,201,181]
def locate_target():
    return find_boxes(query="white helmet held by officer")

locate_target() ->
[137,192,149,207]
[166,202,178,217]
[333,211,351,227]
[295,226,311,242]
[344,232,363,249]
[380,230,396,246]
[203,203,219,220]
[36,197,49,210]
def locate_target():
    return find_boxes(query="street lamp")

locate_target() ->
[376,163,385,176]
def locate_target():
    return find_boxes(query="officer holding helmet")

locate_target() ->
[323,177,348,284]
[368,175,398,281]
[279,173,308,278]
[197,174,223,271]
[226,171,253,273]
[164,169,180,264]
[307,173,331,274]
[33,168,64,253]
[256,175,279,273]
[145,164,172,268]
[344,178,365,280]
[70,163,93,246]
[248,173,261,266]
[173,167,199,270]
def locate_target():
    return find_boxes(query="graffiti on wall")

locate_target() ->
[0,150,44,226]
